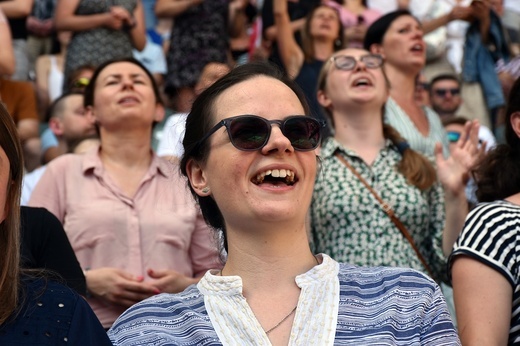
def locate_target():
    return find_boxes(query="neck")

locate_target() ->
[385,65,417,102]
[345,0,365,12]
[434,110,455,119]
[332,105,386,155]
[223,221,316,294]
[313,39,335,61]
[99,131,153,168]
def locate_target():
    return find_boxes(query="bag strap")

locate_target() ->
[334,151,435,278]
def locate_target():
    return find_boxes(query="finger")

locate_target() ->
[147,268,173,279]
[124,281,161,294]
[117,270,145,282]
[434,142,444,165]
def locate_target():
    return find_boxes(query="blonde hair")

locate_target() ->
[0,102,23,325]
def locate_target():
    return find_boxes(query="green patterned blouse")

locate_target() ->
[311,137,448,282]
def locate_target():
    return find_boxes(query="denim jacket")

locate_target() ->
[462,10,510,110]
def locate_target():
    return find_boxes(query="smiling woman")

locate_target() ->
[108,61,460,345]
[28,57,220,329]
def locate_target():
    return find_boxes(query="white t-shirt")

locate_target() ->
[156,113,188,158]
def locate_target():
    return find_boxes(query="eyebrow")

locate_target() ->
[102,73,146,81]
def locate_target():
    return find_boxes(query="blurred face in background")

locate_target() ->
[430,78,462,117]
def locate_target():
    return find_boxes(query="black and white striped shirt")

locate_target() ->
[451,201,520,342]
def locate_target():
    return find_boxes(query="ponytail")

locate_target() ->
[383,124,437,191]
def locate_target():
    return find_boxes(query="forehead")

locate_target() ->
[334,48,370,58]
[212,76,305,121]
[432,79,459,89]
[97,62,149,80]
[388,15,420,30]
[313,5,339,18]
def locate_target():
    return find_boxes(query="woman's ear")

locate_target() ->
[317,89,332,110]
[510,111,520,139]
[154,103,166,123]
[185,158,209,196]
[370,43,385,57]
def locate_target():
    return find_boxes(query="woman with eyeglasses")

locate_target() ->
[29,57,219,329]
[108,61,459,345]
[312,47,481,285]
[450,77,520,344]
[364,10,455,158]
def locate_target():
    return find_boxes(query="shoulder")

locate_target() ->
[45,153,85,174]
[109,285,210,344]
[338,263,438,293]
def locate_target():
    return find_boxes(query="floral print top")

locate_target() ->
[311,137,448,282]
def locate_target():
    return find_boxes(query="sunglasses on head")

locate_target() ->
[434,88,460,97]
[330,54,383,71]
[197,115,325,152]
[73,77,90,88]
[447,131,461,143]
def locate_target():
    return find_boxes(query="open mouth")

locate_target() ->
[251,169,297,186]
[118,96,139,104]
[411,44,424,52]
[352,77,372,87]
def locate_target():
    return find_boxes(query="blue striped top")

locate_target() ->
[109,257,459,345]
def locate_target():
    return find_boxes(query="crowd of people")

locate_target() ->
[1,0,520,344]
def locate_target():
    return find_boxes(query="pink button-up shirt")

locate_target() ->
[29,147,220,328]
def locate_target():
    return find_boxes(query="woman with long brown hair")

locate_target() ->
[0,103,110,344]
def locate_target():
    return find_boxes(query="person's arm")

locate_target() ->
[273,0,304,78]
[435,120,484,256]
[0,9,14,76]
[228,0,247,39]
[0,0,32,19]
[34,55,50,118]
[54,0,123,32]
[471,0,491,43]
[155,0,203,18]
[452,256,512,345]
[128,1,146,51]
[422,5,473,34]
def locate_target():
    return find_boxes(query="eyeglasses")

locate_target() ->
[73,77,90,88]
[447,131,461,143]
[331,54,383,71]
[433,88,460,97]
[196,115,325,152]
[416,82,429,91]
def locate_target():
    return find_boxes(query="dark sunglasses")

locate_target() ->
[447,131,461,143]
[434,88,460,97]
[197,115,325,151]
[331,54,383,71]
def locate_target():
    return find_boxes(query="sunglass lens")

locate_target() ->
[447,131,461,143]
[228,116,269,150]
[284,117,320,150]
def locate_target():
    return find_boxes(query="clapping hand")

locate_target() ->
[435,120,485,196]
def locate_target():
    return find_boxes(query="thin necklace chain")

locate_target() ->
[264,255,320,335]
[219,255,321,335]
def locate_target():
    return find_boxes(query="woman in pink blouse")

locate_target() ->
[29,57,219,329]
[326,0,381,48]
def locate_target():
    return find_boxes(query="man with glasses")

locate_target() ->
[431,73,496,150]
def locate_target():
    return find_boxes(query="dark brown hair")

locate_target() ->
[473,77,520,202]
[180,61,311,253]
[0,102,23,325]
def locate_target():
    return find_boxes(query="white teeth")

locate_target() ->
[252,169,296,185]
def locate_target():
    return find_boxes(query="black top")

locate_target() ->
[20,207,87,296]
[261,0,320,69]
